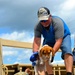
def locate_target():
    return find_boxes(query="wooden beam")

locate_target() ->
[0,38,32,49]
[0,39,3,75]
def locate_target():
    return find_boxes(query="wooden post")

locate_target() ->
[58,67,61,75]
[73,68,75,75]
[0,39,3,75]
[53,67,55,75]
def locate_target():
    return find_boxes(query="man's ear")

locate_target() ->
[48,46,54,62]
[49,46,54,56]
[39,49,42,57]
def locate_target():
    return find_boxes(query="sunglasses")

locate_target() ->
[40,20,48,22]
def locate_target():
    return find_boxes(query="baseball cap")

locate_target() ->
[37,7,50,21]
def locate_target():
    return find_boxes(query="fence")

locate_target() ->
[0,38,75,75]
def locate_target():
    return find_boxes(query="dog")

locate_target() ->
[34,45,54,75]
[31,45,54,75]
[39,45,54,64]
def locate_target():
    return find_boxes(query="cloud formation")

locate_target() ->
[0,0,75,33]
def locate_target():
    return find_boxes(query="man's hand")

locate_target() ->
[32,61,36,66]
[30,52,39,66]
[30,52,38,62]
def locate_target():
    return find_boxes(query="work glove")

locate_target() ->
[30,52,39,66]
[32,61,36,66]
[30,52,38,62]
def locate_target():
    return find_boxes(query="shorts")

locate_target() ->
[60,35,73,59]
[43,35,73,60]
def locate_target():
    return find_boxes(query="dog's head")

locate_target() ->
[39,45,54,62]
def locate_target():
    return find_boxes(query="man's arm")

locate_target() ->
[33,37,41,52]
[53,38,63,54]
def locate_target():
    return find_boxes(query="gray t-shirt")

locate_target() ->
[34,16,65,40]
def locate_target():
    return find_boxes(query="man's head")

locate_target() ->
[37,7,50,21]
[37,7,52,27]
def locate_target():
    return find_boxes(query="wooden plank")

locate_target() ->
[0,39,3,75]
[0,38,32,49]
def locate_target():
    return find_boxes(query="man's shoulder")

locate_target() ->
[35,22,43,29]
[52,16,63,21]
[52,16,64,25]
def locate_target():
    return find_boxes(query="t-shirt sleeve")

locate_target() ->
[34,23,42,38]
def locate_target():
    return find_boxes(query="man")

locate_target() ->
[33,7,73,75]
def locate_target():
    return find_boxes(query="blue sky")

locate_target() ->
[0,0,75,65]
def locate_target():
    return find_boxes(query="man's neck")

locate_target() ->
[45,25,50,30]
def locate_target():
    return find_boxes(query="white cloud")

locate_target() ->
[52,60,64,65]
[17,49,32,61]
[62,0,75,11]
[3,50,18,56]
[2,47,19,57]
[0,31,34,42]
[2,46,33,64]
[58,0,75,19]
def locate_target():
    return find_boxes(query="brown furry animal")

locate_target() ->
[39,45,54,64]
[33,45,55,75]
